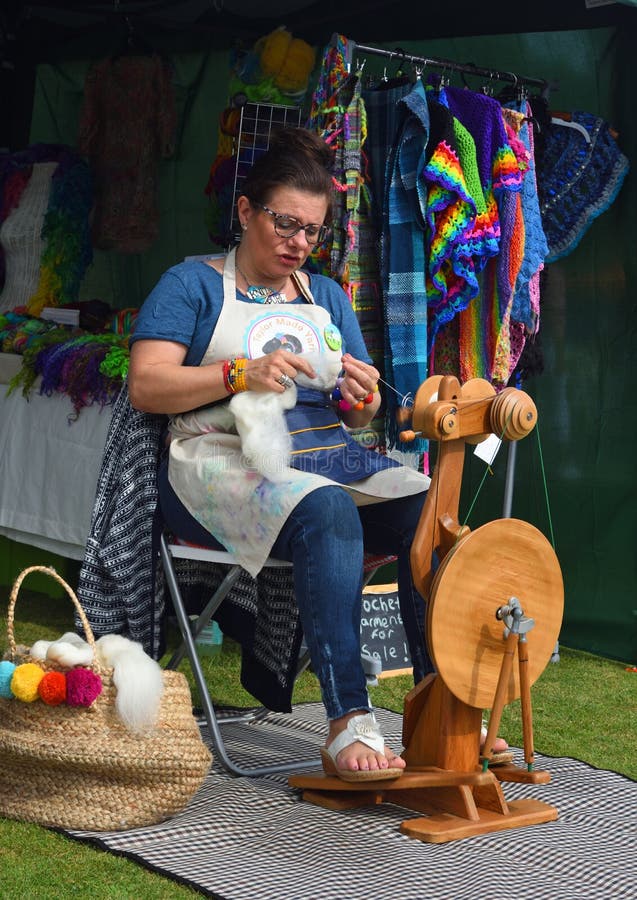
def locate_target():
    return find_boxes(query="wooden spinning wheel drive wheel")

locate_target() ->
[428,518,563,711]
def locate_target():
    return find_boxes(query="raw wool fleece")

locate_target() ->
[229,349,342,481]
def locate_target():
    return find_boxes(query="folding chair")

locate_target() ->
[160,532,397,776]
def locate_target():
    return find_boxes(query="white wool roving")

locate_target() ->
[229,350,342,481]
[30,631,94,667]
[96,634,164,735]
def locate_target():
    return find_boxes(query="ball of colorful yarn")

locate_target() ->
[0,660,17,698]
[66,667,102,707]
[38,670,67,706]
[11,662,44,702]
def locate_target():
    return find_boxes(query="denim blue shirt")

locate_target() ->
[130,260,371,366]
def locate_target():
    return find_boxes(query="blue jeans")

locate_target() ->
[159,463,433,719]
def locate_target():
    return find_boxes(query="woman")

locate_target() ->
[129,128,445,781]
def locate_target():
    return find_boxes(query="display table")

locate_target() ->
[0,352,112,560]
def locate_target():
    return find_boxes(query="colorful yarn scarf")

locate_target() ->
[306,35,387,451]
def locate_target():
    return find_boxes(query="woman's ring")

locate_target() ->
[278,374,294,389]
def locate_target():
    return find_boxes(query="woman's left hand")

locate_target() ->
[337,353,381,427]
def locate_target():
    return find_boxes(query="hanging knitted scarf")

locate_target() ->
[306,36,387,451]
[381,79,431,451]
[306,34,356,281]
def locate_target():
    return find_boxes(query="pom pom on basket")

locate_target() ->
[10,662,44,702]
[0,565,212,832]
[0,659,16,698]
[65,667,103,707]
[37,670,67,706]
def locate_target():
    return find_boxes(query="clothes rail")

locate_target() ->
[350,40,550,95]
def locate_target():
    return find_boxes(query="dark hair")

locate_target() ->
[241,127,335,222]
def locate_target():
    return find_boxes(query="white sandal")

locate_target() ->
[320,713,404,783]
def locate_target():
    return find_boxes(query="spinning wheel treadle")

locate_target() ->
[428,518,563,710]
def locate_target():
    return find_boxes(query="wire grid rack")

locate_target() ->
[229,101,303,243]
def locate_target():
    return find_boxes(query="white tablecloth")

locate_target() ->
[0,353,112,559]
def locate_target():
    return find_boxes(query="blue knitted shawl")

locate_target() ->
[382,80,430,450]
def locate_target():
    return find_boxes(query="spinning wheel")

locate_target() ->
[290,376,564,843]
[428,519,562,711]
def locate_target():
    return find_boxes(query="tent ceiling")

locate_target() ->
[6,0,636,59]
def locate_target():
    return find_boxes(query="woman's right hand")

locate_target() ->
[245,350,316,393]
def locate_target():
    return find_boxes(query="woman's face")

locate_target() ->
[237,187,330,281]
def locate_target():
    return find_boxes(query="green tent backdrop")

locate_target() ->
[1,24,635,664]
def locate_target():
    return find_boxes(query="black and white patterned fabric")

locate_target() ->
[66,705,636,900]
[76,382,166,657]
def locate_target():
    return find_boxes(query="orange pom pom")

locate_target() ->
[11,662,44,702]
[38,670,67,706]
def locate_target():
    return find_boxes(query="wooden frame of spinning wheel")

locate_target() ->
[290,375,564,843]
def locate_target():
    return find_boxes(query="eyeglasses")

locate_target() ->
[255,203,331,246]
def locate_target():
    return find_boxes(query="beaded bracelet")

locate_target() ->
[222,357,248,394]
[233,357,248,393]
[330,378,378,411]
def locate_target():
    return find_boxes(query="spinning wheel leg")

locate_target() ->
[481,629,517,768]
[518,634,535,769]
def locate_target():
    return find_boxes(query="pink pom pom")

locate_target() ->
[66,667,103,707]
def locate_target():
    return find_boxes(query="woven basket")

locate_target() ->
[0,566,212,832]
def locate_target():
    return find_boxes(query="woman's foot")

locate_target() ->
[480,724,514,764]
[481,728,509,754]
[322,711,406,782]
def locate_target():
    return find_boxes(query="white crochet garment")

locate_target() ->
[0,161,56,313]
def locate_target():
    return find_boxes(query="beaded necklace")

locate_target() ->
[235,262,288,304]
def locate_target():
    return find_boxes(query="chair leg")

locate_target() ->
[159,534,321,777]
[165,565,243,669]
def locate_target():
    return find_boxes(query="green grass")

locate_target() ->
[0,588,634,898]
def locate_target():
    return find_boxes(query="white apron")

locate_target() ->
[168,249,428,576]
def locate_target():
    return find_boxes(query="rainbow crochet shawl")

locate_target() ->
[440,87,523,384]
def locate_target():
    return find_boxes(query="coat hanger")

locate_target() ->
[371,48,412,91]
[549,113,592,144]
[112,15,156,59]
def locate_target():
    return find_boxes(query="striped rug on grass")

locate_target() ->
[65,704,636,900]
